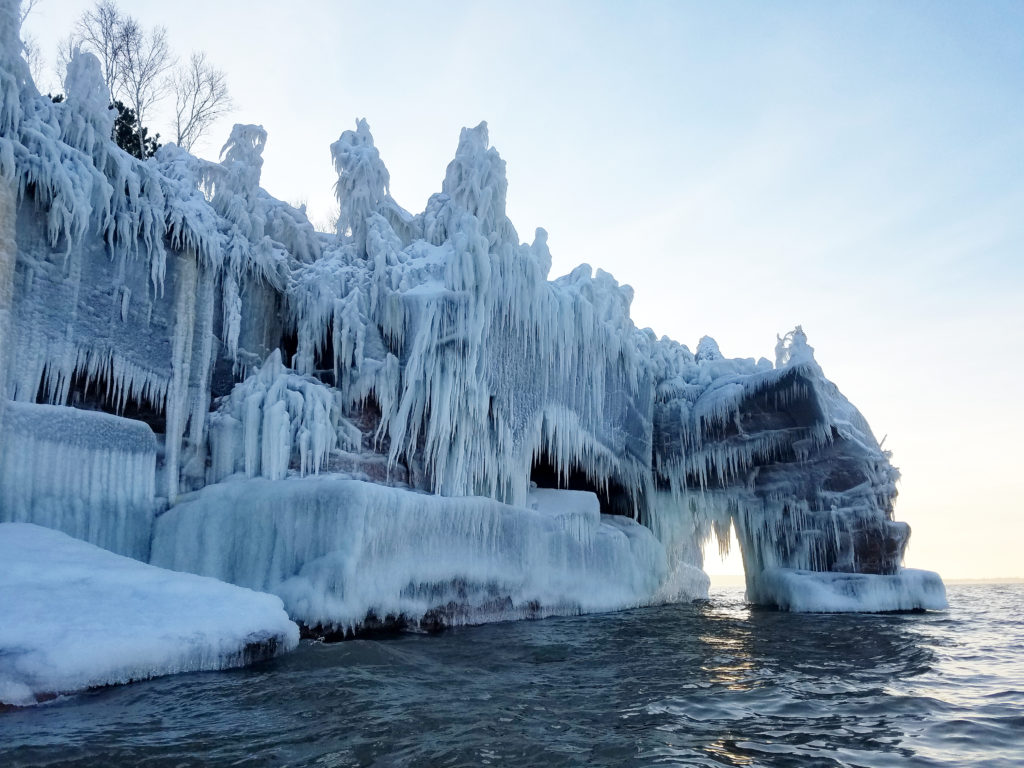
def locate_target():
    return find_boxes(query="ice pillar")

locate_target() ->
[163,252,198,502]
[0,177,15,402]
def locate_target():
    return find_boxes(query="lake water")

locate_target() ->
[2,583,1022,767]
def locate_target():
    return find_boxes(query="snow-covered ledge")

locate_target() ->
[0,523,299,707]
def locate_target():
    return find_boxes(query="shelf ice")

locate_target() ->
[0,523,298,707]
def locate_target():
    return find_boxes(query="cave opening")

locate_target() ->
[313,328,336,386]
[279,328,299,369]
[704,516,746,586]
[529,450,635,518]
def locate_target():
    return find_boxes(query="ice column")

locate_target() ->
[0,176,14,402]
[163,252,199,502]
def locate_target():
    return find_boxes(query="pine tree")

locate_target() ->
[49,94,160,159]
[111,100,159,158]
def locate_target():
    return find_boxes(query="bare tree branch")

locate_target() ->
[173,51,233,152]
[55,33,80,89]
[115,19,175,156]
[21,33,45,85]
[19,0,41,25]
[18,2,44,87]
[73,0,124,95]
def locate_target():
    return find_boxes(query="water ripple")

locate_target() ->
[1,584,1022,766]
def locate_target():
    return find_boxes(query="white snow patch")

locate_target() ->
[0,523,299,707]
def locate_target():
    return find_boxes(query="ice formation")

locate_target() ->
[0,401,155,559]
[151,479,693,634]
[753,568,948,613]
[0,523,298,707]
[0,0,942,652]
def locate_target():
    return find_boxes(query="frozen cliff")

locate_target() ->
[0,0,943,640]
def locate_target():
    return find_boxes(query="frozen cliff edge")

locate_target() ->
[0,523,299,708]
[151,478,706,635]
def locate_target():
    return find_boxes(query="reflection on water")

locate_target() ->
[698,603,755,691]
[1,585,1021,767]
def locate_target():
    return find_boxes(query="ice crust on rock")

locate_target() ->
[151,478,693,633]
[0,523,299,707]
[754,568,948,613]
[208,349,359,483]
[0,401,156,559]
[0,0,943,639]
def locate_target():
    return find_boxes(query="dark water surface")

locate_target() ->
[2,584,1022,767]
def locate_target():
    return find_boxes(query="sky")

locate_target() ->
[19,0,1024,579]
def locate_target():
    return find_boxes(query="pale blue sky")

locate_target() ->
[21,1,1024,578]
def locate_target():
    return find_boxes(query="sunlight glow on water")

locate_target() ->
[1,584,1022,767]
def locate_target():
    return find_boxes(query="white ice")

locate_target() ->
[0,0,944,626]
[151,478,707,633]
[0,401,156,559]
[0,523,299,707]
[753,567,948,613]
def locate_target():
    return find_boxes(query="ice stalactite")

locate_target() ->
[0,0,30,138]
[311,122,652,512]
[208,350,358,483]
[163,252,198,502]
[182,262,218,490]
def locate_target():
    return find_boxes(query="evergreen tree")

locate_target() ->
[48,94,160,159]
[111,100,159,158]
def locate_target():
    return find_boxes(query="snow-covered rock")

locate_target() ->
[0,523,299,707]
[0,401,156,559]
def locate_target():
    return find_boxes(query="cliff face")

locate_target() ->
[0,14,941,620]
[647,328,912,601]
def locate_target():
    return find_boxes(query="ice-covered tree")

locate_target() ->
[57,1,174,158]
[331,119,389,254]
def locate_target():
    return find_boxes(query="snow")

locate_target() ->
[0,523,299,707]
[753,567,948,613]
[151,478,701,634]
